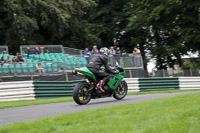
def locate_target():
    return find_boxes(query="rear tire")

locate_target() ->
[113,81,128,100]
[73,81,92,105]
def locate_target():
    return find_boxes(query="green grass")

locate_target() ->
[0,89,199,109]
[0,97,73,109]
[127,89,200,95]
[0,93,200,133]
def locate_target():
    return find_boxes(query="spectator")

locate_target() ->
[36,63,45,75]
[116,47,121,54]
[16,54,24,62]
[108,46,117,66]
[133,48,141,67]
[108,46,116,56]
[28,48,34,55]
[5,55,12,64]
[12,56,17,63]
[115,47,121,65]
[133,48,141,56]
[0,57,5,64]
[84,48,91,63]
[91,45,99,55]
[35,47,40,55]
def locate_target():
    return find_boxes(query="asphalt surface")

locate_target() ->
[0,91,200,126]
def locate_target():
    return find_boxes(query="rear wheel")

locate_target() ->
[113,81,128,100]
[73,81,92,105]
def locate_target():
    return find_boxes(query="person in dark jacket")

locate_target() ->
[16,54,24,62]
[87,47,119,92]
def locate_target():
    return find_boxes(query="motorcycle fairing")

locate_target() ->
[77,67,97,80]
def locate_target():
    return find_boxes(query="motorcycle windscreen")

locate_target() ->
[107,74,124,90]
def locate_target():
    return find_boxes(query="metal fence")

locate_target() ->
[0,62,66,77]
[0,54,144,77]
[63,47,82,55]
[84,54,144,69]
[20,45,64,55]
[0,46,9,54]
[125,69,200,78]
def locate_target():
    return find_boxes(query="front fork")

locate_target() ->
[115,81,124,94]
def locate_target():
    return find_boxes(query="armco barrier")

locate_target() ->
[138,77,179,91]
[33,80,83,98]
[125,77,200,92]
[125,77,179,92]
[179,77,200,90]
[0,80,83,101]
[124,78,139,92]
[0,81,35,101]
[1,77,200,101]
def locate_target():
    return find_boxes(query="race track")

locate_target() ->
[0,91,200,126]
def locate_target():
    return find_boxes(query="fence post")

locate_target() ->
[30,72,33,80]
[129,70,132,78]
[162,69,165,77]
[66,72,69,81]
[152,69,154,77]
[172,69,175,77]
[182,69,184,76]
[190,69,193,76]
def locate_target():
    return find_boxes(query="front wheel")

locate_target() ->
[73,81,92,105]
[113,80,128,100]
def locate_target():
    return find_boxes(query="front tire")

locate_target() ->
[73,81,92,105]
[113,81,128,100]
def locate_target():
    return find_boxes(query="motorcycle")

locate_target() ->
[72,65,128,105]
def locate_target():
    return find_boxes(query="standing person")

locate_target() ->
[115,47,121,65]
[84,48,91,63]
[108,46,116,56]
[91,45,99,55]
[116,47,121,54]
[35,47,40,55]
[133,48,141,67]
[133,48,141,55]
[16,54,24,62]
[28,48,34,55]
[108,46,116,66]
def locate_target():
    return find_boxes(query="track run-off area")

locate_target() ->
[0,91,200,126]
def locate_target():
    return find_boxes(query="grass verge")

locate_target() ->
[0,89,199,109]
[0,93,200,133]
[127,89,200,95]
[0,97,73,109]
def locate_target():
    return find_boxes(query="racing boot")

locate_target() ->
[97,80,105,93]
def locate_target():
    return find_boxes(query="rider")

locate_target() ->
[87,47,119,92]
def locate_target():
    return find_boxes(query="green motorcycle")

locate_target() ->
[72,66,128,105]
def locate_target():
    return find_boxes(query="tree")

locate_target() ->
[83,0,129,48]
[124,0,200,69]
[0,0,95,54]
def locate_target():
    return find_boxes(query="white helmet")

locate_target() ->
[99,47,109,56]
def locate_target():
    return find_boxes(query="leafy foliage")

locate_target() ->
[0,0,200,69]
[0,0,95,53]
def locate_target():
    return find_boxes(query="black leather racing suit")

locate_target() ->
[87,54,118,82]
